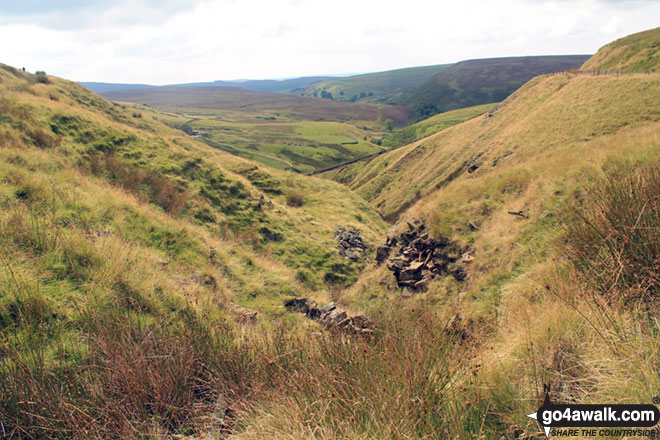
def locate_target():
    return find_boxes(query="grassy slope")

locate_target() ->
[0,63,388,324]
[289,64,453,104]
[325,72,660,220]
[581,26,660,72]
[381,102,496,147]
[329,36,660,437]
[401,55,590,115]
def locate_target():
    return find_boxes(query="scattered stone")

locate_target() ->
[375,245,391,264]
[257,194,273,209]
[230,302,257,324]
[378,219,468,291]
[492,152,512,167]
[319,308,347,328]
[461,250,475,263]
[284,298,373,334]
[259,226,283,241]
[467,220,480,231]
[87,229,110,240]
[466,153,484,174]
[334,226,368,262]
[467,162,482,173]
[451,267,467,282]
[507,210,529,218]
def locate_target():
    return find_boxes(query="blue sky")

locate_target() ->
[0,0,658,84]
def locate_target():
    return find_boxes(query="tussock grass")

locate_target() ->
[233,308,468,440]
[285,190,305,207]
[565,165,660,306]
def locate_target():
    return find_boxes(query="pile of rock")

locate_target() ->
[284,298,373,334]
[334,226,368,262]
[376,220,467,291]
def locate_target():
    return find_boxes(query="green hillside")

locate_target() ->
[289,63,453,104]
[380,102,496,148]
[0,63,401,437]
[401,55,590,116]
[581,26,660,72]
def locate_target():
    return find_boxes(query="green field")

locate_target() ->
[381,102,497,147]
[126,105,387,172]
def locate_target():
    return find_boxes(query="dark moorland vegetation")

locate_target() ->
[401,55,590,116]
[289,63,453,104]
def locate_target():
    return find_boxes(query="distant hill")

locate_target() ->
[400,55,590,117]
[581,26,660,72]
[289,64,454,104]
[79,81,156,94]
[81,76,335,95]
[103,85,412,125]
[227,76,336,92]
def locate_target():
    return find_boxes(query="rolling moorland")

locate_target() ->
[1,26,660,440]
[292,56,589,114]
[82,76,337,95]
[399,55,591,115]
[102,86,411,172]
[96,56,587,174]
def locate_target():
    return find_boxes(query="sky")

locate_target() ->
[0,0,658,84]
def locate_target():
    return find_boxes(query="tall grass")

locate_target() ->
[0,273,465,439]
[88,152,188,215]
[0,308,257,439]
[565,165,660,307]
[234,309,465,439]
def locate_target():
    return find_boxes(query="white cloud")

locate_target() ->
[0,0,658,84]
[601,15,623,34]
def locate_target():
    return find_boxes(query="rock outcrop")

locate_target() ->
[284,298,373,334]
[377,220,467,291]
[334,226,368,262]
